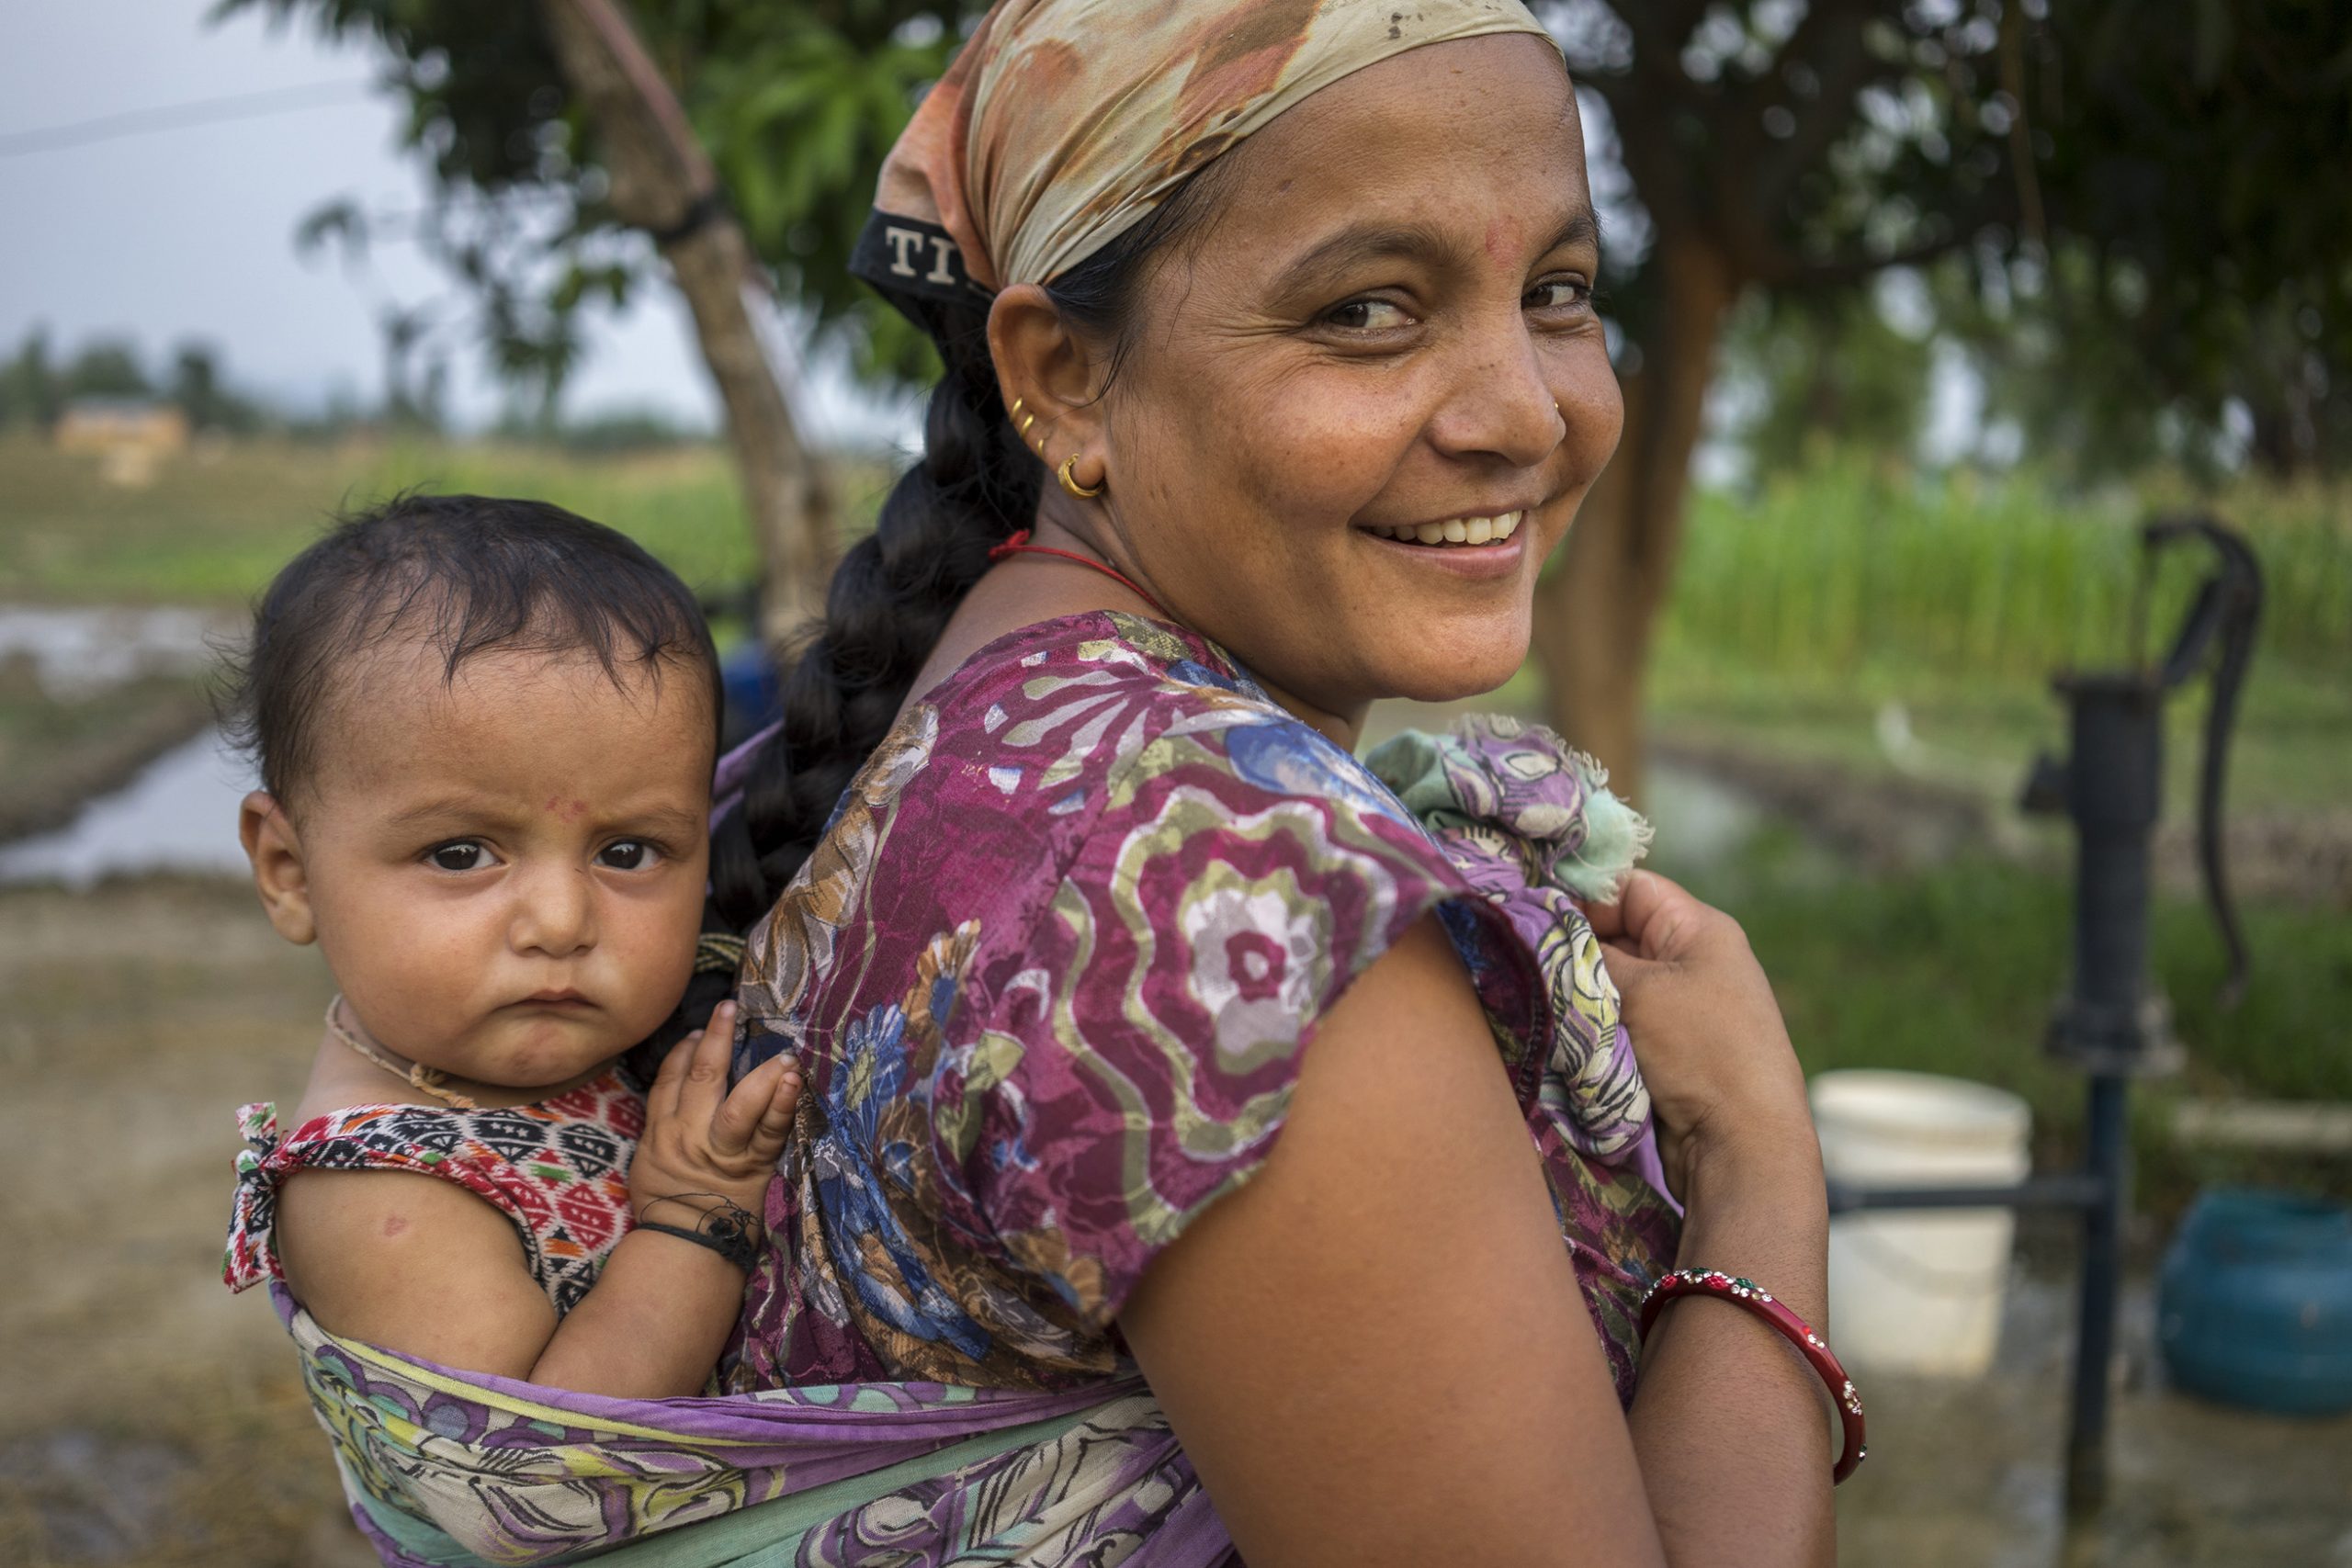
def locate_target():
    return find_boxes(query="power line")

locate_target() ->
[0,79,378,160]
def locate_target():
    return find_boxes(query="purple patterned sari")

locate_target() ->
[722,610,1680,1558]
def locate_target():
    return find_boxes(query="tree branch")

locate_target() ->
[537,0,837,637]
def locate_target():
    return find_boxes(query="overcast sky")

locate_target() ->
[0,0,910,441]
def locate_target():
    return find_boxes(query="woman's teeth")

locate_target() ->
[1367,511,1523,547]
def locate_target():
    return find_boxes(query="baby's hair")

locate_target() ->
[223,491,722,802]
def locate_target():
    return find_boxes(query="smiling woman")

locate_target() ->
[688,2,1839,1562]
[952,33,1620,727]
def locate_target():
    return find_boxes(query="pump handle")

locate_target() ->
[2140,516,2264,1011]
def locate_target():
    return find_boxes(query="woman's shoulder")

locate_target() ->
[739,608,1463,1062]
[729,614,1670,1359]
[924,608,1268,748]
[738,614,1495,1342]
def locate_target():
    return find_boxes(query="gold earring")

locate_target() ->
[1057,455,1104,499]
[1012,397,1036,433]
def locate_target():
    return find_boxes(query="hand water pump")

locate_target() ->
[1831,513,2264,1514]
[2022,513,2266,1059]
[2022,513,2263,1507]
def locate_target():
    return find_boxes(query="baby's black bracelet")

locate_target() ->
[633,1193,762,1272]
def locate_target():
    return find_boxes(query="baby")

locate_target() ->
[221,493,797,1398]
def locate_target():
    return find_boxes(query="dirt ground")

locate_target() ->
[0,878,372,1568]
[2,876,2346,1567]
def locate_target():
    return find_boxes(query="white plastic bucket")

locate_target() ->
[1811,1070,2033,1377]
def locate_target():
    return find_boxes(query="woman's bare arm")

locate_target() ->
[1628,1148,1834,1562]
[1594,874,1836,1563]
[1117,913,1835,1567]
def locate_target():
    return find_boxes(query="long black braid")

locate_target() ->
[706,162,1237,935]
[707,303,1031,929]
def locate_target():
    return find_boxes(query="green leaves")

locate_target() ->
[695,10,959,378]
[216,0,978,407]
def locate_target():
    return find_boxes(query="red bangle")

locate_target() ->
[1638,1269,1868,1484]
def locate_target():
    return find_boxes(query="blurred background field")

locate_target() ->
[5,0,2349,1563]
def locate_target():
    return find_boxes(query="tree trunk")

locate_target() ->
[537,0,835,646]
[1531,234,1736,806]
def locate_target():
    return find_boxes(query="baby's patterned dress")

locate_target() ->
[225,1069,644,1314]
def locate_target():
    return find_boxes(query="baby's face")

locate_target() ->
[288,639,715,1088]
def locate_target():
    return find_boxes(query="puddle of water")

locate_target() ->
[0,604,229,699]
[0,727,254,888]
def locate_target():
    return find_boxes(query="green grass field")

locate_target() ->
[1663,452,2351,680]
[1649,460,2350,1199]
[6,431,2344,676]
[1650,452,2351,817]
[0,433,765,606]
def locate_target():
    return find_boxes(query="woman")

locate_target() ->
[707,2,1842,1562]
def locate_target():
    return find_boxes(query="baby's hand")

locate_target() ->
[628,1002,801,1228]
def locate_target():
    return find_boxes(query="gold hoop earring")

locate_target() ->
[1057,455,1104,500]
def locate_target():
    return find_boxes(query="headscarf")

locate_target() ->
[849,0,1557,317]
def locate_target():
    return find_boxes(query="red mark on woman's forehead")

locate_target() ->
[1484,218,1518,263]
[544,795,588,821]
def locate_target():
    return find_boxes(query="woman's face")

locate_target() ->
[1086,33,1617,730]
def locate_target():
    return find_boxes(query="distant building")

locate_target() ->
[53,397,189,486]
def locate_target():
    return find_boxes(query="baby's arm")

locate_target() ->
[277,1003,800,1397]
[537,1002,795,1393]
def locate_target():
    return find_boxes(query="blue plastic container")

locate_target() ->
[719,640,781,748]
[2157,1187,2352,1416]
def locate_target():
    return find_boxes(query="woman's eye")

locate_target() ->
[597,840,660,871]
[1325,297,1414,332]
[1526,278,1593,312]
[427,842,491,873]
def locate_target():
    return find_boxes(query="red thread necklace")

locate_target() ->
[988,528,1169,619]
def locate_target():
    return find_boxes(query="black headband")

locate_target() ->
[849,211,994,322]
